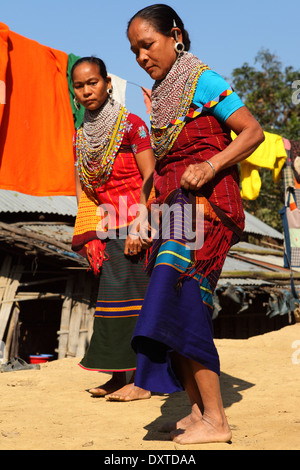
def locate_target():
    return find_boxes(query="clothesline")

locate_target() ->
[127,80,151,114]
[0,21,299,200]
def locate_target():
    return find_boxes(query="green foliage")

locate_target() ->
[231,49,300,140]
[241,170,284,232]
[231,49,300,231]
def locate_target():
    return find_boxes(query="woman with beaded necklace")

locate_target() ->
[71,56,155,401]
[127,4,264,443]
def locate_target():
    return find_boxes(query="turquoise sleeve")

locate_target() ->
[193,70,244,122]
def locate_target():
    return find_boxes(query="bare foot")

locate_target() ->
[159,403,202,433]
[171,414,232,445]
[159,406,202,433]
[105,383,151,402]
[88,376,126,397]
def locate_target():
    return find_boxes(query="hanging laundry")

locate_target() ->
[0,23,76,196]
[232,131,288,200]
[282,138,300,207]
[290,140,300,186]
[281,139,300,275]
[67,53,85,130]
[280,187,300,269]
[109,73,127,107]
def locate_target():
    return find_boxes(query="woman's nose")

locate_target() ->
[83,85,92,96]
[137,49,148,66]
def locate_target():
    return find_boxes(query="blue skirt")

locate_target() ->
[131,239,220,394]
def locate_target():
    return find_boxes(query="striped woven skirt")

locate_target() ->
[131,189,237,394]
[131,241,220,393]
[79,238,149,372]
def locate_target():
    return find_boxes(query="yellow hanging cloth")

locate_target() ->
[232,131,287,200]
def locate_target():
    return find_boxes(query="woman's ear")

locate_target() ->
[171,28,184,53]
[171,27,183,44]
[106,76,112,90]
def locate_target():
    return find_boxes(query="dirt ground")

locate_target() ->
[0,322,299,451]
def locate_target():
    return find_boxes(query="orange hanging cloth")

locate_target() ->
[0,23,76,196]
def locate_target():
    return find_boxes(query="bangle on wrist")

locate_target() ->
[204,160,216,178]
[129,232,139,237]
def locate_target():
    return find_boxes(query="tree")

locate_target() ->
[231,49,300,139]
[231,49,300,231]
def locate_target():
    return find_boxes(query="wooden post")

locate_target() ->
[76,275,92,358]
[67,300,83,358]
[0,261,23,344]
[56,272,97,359]
[57,277,74,359]
[66,272,84,357]
[0,256,12,304]
[4,304,20,361]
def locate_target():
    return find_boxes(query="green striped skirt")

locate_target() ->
[79,238,149,372]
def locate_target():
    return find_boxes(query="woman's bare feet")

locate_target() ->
[170,413,232,445]
[88,373,126,397]
[105,383,151,402]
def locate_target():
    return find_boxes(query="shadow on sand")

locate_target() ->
[142,371,255,441]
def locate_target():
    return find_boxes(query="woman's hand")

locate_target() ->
[181,107,265,191]
[124,232,143,256]
[124,218,153,256]
[139,220,153,250]
[125,148,154,255]
[180,162,215,191]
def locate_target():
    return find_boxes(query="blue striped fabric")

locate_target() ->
[154,239,213,309]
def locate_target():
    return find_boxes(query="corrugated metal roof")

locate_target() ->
[221,240,293,288]
[244,210,284,240]
[218,278,274,286]
[25,224,75,244]
[0,190,284,239]
[0,190,77,217]
[0,220,86,266]
[223,256,266,273]
[230,241,282,254]
[0,189,289,277]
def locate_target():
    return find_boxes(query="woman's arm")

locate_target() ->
[124,148,155,255]
[211,107,265,172]
[134,148,155,207]
[75,166,83,205]
[180,106,265,190]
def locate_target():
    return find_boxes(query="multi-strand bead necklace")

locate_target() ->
[150,52,209,160]
[75,99,129,190]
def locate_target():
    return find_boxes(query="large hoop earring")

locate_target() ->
[173,20,185,55]
[174,41,185,54]
[73,96,80,111]
[107,88,113,101]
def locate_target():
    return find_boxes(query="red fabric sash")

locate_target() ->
[153,110,245,233]
[147,111,245,289]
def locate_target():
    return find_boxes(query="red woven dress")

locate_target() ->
[132,71,245,393]
[72,113,153,373]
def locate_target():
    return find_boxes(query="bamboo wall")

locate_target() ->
[0,254,97,363]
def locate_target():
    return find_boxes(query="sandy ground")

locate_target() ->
[0,322,299,451]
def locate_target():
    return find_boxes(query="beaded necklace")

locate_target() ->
[156,88,233,129]
[75,101,129,191]
[150,52,209,160]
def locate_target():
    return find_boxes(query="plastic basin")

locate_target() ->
[29,354,53,364]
